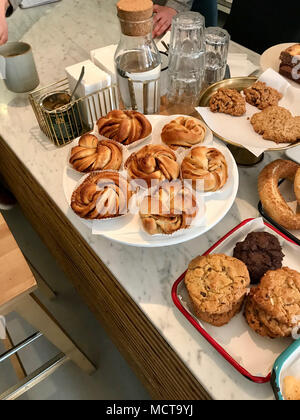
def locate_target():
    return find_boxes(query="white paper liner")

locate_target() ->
[67,133,126,175]
[130,183,206,239]
[196,68,300,157]
[176,218,300,378]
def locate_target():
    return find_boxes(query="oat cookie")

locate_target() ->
[244,81,282,110]
[185,254,250,316]
[252,267,300,328]
[251,106,300,143]
[256,304,294,338]
[244,294,278,338]
[209,88,246,117]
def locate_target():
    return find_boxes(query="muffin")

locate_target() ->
[233,232,284,284]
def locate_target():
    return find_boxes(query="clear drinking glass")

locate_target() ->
[167,12,206,107]
[205,27,230,85]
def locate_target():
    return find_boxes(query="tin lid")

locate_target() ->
[117,0,153,36]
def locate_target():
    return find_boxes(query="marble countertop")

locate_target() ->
[0,0,285,400]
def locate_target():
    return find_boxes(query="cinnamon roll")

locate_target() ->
[71,171,132,220]
[161,116,207,149]
[181,146,228,192]
[70,134,123,173]
[125,144,180,187]
[139,181,198,235]
[97,110,152,145]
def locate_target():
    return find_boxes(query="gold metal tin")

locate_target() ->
[198,77,300,165]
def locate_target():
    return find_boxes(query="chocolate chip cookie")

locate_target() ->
[185,254,250,326]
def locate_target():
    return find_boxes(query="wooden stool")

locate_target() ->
[0,214,95,400]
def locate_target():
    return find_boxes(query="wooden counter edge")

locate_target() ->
[0,136,211,400]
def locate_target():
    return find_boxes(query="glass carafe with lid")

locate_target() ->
[115,0,161,114]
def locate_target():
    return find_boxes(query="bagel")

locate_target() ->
[258,159,300,230]
[295,168,300,206]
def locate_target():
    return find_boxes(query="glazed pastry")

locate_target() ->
[251,106,300,144]
[139,181,198,235]
[244,81,282,110]
[295,168,300,205]
[258,159,300,230]
[181,146,228,192]
[185,254,250,327]
[245,267,300,338]
[125,144,180,187]
[71,171,132,220]
[97,110,152,145]
[161,116,207,149]
[233,232,284,285]
[70,135,123,173]
[209,88,246,116]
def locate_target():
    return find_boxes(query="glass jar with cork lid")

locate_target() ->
[115,0,161,114]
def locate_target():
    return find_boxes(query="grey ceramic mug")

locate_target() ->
[0,42,39,93]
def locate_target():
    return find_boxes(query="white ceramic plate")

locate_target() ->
[285,145,300,165]
[260,43,300,89]
[63,115,239,247]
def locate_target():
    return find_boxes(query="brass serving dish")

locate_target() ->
[198,76,300,166]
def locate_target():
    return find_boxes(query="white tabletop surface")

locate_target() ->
[0,0,285,400]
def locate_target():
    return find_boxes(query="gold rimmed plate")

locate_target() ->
[198,77,300,165]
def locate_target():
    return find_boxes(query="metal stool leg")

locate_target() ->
[2,328,27,380]
[0,353,68,400]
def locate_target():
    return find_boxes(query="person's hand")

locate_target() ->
[152,5,177,39]
[0,15,8,45]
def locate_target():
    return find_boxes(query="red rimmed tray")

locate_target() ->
[172,218,299,384]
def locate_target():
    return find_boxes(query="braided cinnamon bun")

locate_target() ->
[97,110,152,146]
[125,145,180,187]
[139,181,198,235]
[181,146,228,192]
[71,171,132,220]
[70,134,123,173]
[161,116,207,149]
